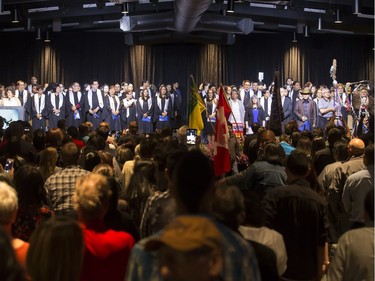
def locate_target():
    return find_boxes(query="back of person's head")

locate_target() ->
[291,131,300,148]
[33,129,46,151]
[258,142,286,166]
[14,165,45,205]
[97,150,114,167]
[128,121,138,135]
[67,126,79,139]
[128,159,157,196]
[74,174,112,222]
[333,139,349,162]
[259,130,276,146]
[364,144,374,166]
[287,150,310,177]
[365,189,374,221]
[78,124,89,137]
[0,172,13,187]
[116,145,134,166]
[172,150,215,214]
[5,121,24,140]
[83,151,102,172]
[327,128,342,148]
[96,125,109,140]
[311,136,326,155]
[61,142,80,166]
[57,119,67,132]
[177,125,188,145]
[140,137,157,159]
[242,191,266,227]
[348,138,365,156]
[324,123,336,137]
[39,147,58,181]
[92,163,114,178]
[27,216,84,281]
[211,185,245,230]
[46,128,64,148]
[86,134,106,151]
[0,225,24,281]
[296,136,312,157]
[0,182,17,225]
[284,121,298,136]
[312,128,324,138]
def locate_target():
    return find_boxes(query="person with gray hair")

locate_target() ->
[75,173,135,281]
[0,182,29,273]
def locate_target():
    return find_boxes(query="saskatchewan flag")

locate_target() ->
[189,76,206,135]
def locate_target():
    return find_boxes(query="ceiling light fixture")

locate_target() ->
[227,0,234,13]
[12,9,19,23]
[353,0,361,15]
[335,9,342,23]
[304,25,310,37]
[44,30,51,43]
[121,2,128,14]
[292,31,297,43]
[36,28,41,40]
[317,17,322,30]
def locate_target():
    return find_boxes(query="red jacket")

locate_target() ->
[80,220,135,281]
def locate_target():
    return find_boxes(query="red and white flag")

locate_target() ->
[213,86,231,177]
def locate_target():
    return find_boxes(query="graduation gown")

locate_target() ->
[84,89,104,130]
[136,97,154,134]
[47,92,66,129]
[103,95,122,131]
[30,94,48,131]
[121,98,137,130]
[65,91,85,128]
[154,94,172,130]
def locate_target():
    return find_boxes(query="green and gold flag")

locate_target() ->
[188,76,206,135]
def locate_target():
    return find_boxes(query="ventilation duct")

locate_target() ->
[174,0,212,33]
[120,12,253,35]
[125,31,236,45]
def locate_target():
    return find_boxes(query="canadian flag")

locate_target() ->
[213,86,231,177]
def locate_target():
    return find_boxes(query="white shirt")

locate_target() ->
[239,225,287,276]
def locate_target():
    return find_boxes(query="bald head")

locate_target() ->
[348,138,365,156]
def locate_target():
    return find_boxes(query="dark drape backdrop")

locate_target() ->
[0,32,373,123]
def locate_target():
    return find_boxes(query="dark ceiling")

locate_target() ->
[0,0,373,45]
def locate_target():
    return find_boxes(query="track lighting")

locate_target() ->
[335,9,342,23]
[292,32,297,43]
[12,9,19,23]
[227,0,234,13]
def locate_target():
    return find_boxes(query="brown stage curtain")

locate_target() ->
[128,45,155,90]
[199,44,228,88]
[283,45,306,86]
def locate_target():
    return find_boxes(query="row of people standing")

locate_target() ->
[2,80,182,134]
[199,79,372,137]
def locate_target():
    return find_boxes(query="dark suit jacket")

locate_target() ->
[294,99,317,129]
[282,96,292,125]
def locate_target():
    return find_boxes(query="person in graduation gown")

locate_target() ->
[136,88,154,135]
[84,80,104,130]
[65,82,85,128]
[103,85,121,132]
[47,83,66,129]
[30,86,48,131]
[154,85,172,130]
[121,88,137,130]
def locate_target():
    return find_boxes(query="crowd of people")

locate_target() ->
[0,74,373,281]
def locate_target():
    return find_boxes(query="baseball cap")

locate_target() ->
[144,216,222,252]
